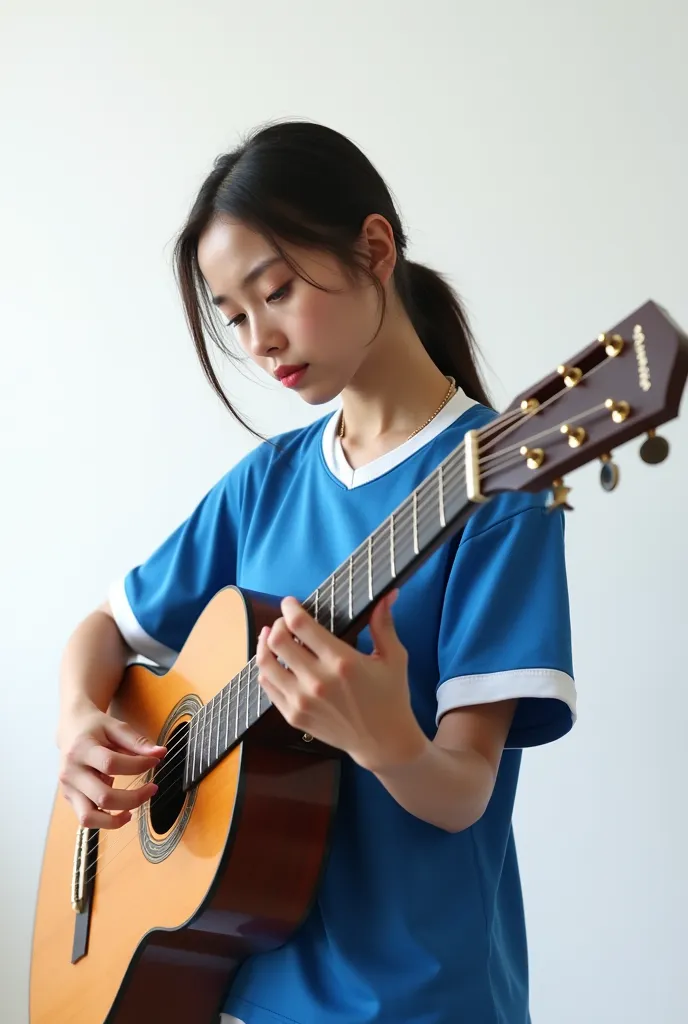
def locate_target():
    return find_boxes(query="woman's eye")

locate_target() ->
[224,282,291,329]
[267,282,292,303]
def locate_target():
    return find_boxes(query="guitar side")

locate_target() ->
[29,587,340,1024]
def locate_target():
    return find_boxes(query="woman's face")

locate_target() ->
[197,215,388,405]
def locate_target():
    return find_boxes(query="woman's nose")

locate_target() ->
[249,316,286,359]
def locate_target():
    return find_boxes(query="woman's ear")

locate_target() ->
[358,213,397,286]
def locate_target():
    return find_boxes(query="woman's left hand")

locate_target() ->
[257,591,427,773]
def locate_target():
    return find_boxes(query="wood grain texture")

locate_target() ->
[30,587,340,1024]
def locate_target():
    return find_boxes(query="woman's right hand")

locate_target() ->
[58,702,167,830]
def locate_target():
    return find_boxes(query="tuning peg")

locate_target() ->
[547,478,573,512]
[599,454,620,492]
[639,429,670,465]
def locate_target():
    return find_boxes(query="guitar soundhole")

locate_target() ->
[149,721,188,836]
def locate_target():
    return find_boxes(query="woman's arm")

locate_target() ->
[255,593,517,833]
[58,602,130,728]
[370,699,517,833]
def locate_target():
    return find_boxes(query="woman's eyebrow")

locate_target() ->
[211,256,284,305]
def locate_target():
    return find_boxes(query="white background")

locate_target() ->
[2,2,687,1021]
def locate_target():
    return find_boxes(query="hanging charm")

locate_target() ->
[599,454,620,492]
[639,429,670,464]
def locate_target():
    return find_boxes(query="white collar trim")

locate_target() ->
[322,388,477,489]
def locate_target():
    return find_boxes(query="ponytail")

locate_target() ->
[396,259,491,407]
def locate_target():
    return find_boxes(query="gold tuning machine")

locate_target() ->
[520,446,545,470]
[547,479,573,512]
[520,398,540,414]
[560,424,587,448]
[605,399,631,423]
[557,365,582,388]
[639,429,670,464]
[598,333,624,357]
[599,454,620,492]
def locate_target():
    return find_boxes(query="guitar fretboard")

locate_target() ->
[183,437,472,788]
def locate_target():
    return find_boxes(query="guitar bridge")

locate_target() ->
[71,826,90,914]
[70,825,99,963]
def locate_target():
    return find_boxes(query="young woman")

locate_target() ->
[57,120,576,1024]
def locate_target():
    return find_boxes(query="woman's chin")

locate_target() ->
[296,382,342,407]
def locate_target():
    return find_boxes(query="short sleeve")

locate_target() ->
[436,493,576,748]
[108,468,243,668]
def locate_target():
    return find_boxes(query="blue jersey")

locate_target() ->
[109,389,576,1024]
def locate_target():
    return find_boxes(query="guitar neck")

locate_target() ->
[185,436,478,787]
[305,438,475,640]
[184,298,688,789]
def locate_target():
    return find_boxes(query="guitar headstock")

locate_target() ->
[473,300,688,505]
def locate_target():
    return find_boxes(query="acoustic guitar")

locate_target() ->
[30,300,688,1023]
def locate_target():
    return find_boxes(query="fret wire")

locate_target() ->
[185,716,194,788]
[314,586,319,623]
[439,464,446,527]
[390,513,396,578]
[205,696,213,772]
[330,574,335,632]
[215,690,221,761]
[193,706,200,780]
[238,668,244,730]
[199,703,206,776]
[224,681,230,750]
[367,535,373,601]
[245,665,250,728]
[199,705,205,776]
[250,666,257,725]
[200,705,207,777]
[412,491,419,555]
[234,669,240,740]
[348,555,353,620]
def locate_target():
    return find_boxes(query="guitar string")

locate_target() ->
[76,394,557,842]
[74,411,525,861]
[78,398,546,816]
[77,342,624,864]
[478,354,617,465]
[141,392,610,804]
[75,445,480,869]
[78,393,614,886]
[478,402,610,477]
[120,375,614,803]
[78,366,620,865]
[75,450,485,887]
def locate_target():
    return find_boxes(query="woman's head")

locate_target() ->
[174,120,490,433]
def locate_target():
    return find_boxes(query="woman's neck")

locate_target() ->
[338,309,454,468]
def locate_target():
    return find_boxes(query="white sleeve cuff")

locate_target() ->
[108,577,178,669]
[436,668,577,725]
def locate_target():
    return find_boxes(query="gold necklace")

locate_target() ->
[338,376,457,442]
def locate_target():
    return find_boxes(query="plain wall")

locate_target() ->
[2,1,687,1021]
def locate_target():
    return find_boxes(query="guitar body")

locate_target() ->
[30,587,341,1024]
[29,302,688,1023]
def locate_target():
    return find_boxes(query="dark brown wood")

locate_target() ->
[489,300,688,498]
[104,591,341,1024]
[108,743,340,1023]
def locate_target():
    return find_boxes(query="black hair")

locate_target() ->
[173,119,490,437]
